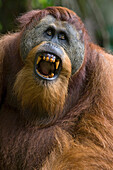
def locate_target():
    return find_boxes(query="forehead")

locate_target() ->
[38,15,76,33]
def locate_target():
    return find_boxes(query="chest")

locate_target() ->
[0,109,58,169]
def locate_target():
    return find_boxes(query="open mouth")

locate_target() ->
[35,52,62,80]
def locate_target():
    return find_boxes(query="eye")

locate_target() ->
[47,29,52,36]
[58,33,67,40]
[46,28,54,37]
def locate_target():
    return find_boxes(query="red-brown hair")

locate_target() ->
[1,7,113,170]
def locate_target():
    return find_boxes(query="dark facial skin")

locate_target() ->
[20,15,85,77]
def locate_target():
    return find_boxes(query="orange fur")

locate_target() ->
[14,44,71,124]
[42,44,113,169]
[0,7,113,170]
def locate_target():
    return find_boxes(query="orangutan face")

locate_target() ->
[14,15,85,122]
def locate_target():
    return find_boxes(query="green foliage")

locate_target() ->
[0,22,2,32]
[0,0,2,8]
[32,0,54,9]
[107,25,113,51]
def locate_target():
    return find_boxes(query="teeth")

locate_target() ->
[49,73,54,78]
[50,57,56,63]
[36,69,49,78]
[46,56,49,61]
[36,54,60,79]
[37,56,42,64]
[56,60,60,69]
[50,58,53,62]
[43,75,49,78]
[41,54,56,63]
[43,56,46,60]
[53,58,55,63]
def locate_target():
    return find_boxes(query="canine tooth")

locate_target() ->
[49,73,54,78]
[37,56,41,64]
[56,60,60,69]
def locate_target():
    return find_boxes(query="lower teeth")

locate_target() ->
[36,69,54,78]
[49,73,54,78]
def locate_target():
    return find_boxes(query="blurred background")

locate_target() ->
[0,0,113,52]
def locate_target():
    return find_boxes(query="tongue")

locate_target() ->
[39,61,54,75]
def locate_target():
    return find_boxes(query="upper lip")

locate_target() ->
[35,42,65,61]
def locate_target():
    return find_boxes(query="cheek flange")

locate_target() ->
[34,52,62,81]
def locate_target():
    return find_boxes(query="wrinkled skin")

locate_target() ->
[21,15,85,74]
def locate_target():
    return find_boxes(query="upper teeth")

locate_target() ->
[42,54,56,63]
[36,54,60,67]
[56,61,60,69]
[37,56,42,65]
[46,56,49,61]
[43,56,46,60]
